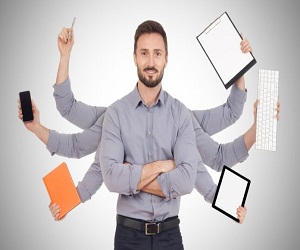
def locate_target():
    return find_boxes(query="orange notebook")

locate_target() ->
[43,162,81,219]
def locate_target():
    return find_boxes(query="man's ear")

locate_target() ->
[165,55,168,68]
[133,52,137,66]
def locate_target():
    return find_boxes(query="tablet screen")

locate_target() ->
[212,166,251,223]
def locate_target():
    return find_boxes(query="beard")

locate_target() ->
[137,65,164,88]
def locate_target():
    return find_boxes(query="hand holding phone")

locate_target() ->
[19,91,34,122]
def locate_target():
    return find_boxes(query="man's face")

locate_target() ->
[134,33,168,88]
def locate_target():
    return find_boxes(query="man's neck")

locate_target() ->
[137,81,162,107]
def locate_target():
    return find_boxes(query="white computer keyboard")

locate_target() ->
[256,69,279,151]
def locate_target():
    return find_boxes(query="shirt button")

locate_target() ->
[148,131,152,135]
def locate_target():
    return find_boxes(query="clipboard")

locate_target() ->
[212,166,251,223]
[43,162,81,219]
[196,12,256,89]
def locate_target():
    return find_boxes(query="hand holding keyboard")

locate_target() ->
[256,69,279,151]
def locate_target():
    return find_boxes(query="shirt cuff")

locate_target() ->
[157,173,173,201]
[233,135,249,162]
[46,130,60,156]
[52,77,72,97]
[130,164,143,195]
[204,184,217,204]
[76,183,89,203]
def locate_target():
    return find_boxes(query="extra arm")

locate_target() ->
[53,78,107,129]
[47,114,104,158]
[76,146,104,203]
[55,26,106,129]
[193,35,252,136]
[192,114,248,172]
[193,83,247,136]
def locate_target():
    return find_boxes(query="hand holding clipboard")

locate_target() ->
[196,12,256,89]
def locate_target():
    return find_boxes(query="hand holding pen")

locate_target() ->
[57,17,76,58]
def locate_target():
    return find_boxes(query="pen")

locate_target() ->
[68,17,76,41]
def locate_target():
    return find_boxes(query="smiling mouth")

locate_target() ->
[144,68,158,75]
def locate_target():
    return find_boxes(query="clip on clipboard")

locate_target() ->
[196,12,257,89]
[212,166,251,223]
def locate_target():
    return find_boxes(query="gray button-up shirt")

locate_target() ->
[99,85,200,221]
[47,78,248,205]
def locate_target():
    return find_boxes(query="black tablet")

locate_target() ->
[212,166,251,223]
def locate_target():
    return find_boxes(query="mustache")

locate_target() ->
[143,67,158,73]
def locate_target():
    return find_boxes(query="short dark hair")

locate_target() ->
[134,20,168,55]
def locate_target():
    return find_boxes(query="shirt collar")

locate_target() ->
[130,83,165,109]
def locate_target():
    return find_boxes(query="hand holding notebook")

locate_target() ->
[43,162,81,219]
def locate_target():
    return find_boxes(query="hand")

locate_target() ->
[57,27,74,58]
[18,99,40,132]
[240,34,252,54]
[275,100,280,121]
[234,35,253,91]
[253,99,281,124]
[158,160,176,173]
[253,99,259,125]
[49,203,66,221]
[237,206,247,224]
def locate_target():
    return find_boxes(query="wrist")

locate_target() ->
[58,56,70,70]
[56,56,70,84]
[235,76,245,92]
[34,123,50,145]
[30,122,43,135]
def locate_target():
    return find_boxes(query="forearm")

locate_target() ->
[46,115,103,158]
[76,156,104,203]
[243,123,256,151]
[192,84,247,136]
[141,179,165,197]
[47,130,99,158]
[194,163,217,204]
[56,56,70,84]
[195,125,248,171]
[137,160,175,190]
[31,123,50,145]
[235,75,246,92]
[137,162,163,190]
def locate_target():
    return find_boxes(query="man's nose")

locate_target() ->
[147,54,155,67]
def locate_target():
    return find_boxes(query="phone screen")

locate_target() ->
[19,91,33,122]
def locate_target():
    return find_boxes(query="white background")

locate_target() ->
[1,0,299,249]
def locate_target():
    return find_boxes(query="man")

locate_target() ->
[17,19,278,248]
[97,20,205,249]
[19,20,276,226]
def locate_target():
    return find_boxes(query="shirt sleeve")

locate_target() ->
[53,77,107,129]
[192,84,247,136]
[194,162,217,204]
[157,105,198,200]
[99,106,142,195]
[46,113,104,158]
[76,148,104,203]
[192,115,249,171]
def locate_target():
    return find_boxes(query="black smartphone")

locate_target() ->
[19,91,34,122]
